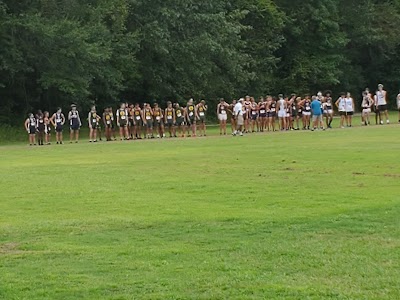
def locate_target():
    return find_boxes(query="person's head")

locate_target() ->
[278,94,284,99]
[188,98,194,105]
[28,113,34,118]
[153,103,159,108]
[91,105,96,112]
[219,98,224,103]
[346,92,351,98]
[312,95,317,100]
[174,103,180,109]
[266,95,272,101]
[245,95,250,101]
[378,84,383,91]
[362,91,368,97]
[238,98,244,104]
[325,90,331,97]
[365,88,370,93]
[258,97,263,102]
[340,92,346,98]
[120,103,126,109]
[317,91,322,97]
[167,101,172,108]
[295,97,301,103]
[71,104,77,111]
[134,103,140,108]
[232,99,237,105]
[44,111,49,117]
[56,107,62,114]
[201,100,206,105]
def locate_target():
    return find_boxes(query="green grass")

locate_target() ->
[1,117,400,299]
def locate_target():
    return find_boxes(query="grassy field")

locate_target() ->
[1,118,400,299]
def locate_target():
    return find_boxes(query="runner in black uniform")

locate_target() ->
[133,103,143,139]
[88,106,100,142]
[36,111,45,145]
[68,104,81,143]
[196,100,207,136]
[24,113,37,146]
[175,103,186,137]
[50,108,65,144]
[116,103,129,140]
[153,103,164,138]
[164,101,176,138]
[186,99,197,137]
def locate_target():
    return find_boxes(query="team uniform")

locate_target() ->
[117,108,128,127]
[54,113,64,132]
[165,108,174,128]
[175,107,185,126]
[69,110,81,131]
[218,104,228,121]
[186,104,196,125]
[198,105,206,123]
[303,100,312,116]
[27,116,37,134]
[345,97,354,116]
[144,109,153,128]
[89,112,99,129]
[133,108,142,127]
[153,108,163,128]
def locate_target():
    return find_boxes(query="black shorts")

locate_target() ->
[346,111,354,116]
[145,120,153,128]
[154,121,162,128]
[165,120,174,127]
[187,118,195,126]
[251,114,258,120]
[267,112,276,118]
[339,111,346,116]
[29,126,36,134]
[91,124,98,130]
[70,125,80,131]
[119,122,128,128]
[128,119,134,127]
[199,117,206,124]
[378,105,387,111]
[56,125,63,132]
[259,113,266,118]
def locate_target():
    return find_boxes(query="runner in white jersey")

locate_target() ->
[397,90,400,123]
[375,84,389,124]
[344,92,355,127]
[335,92,346,128]
[277,94,287,131]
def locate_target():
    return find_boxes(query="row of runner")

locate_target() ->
[24,85,400,145]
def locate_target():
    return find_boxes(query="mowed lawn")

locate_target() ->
[1,123,400,299]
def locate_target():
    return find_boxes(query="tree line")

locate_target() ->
[1,0,400,124]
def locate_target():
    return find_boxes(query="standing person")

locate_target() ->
[300,96,312,130]
[295,97,303,130]
[116,103,129,140]
[197,100,207,136]
[397,90,400,123]
[175,103,186,137]
[50,108,65,144]
[361,91,373,126]
[335,93,346,128]
[128,104,135,139]
[311,95,324,131]
[287,94,296,130]
[68,104,81,143]
[103,107,113,141]
[186,99,197,137]
[164,101,176,138]
[217,98,229,135]
[258,97,267,132]
[153,103,164,138]
[345,92,355,127]
[88,106,100,142]
[36,111,45,146]
[143,103,154,139]
[243,96,251,133]
[277,94,287,131]
[250,97,259,132]
[132,103,143,139]
[266,96,277,132]
[233,98,244,136]
[43,111,51,145]
[375,84,390,124]
[291,96,299,130]
[323,91,334,129]
[229,99,237,134]
[24,113,37,146]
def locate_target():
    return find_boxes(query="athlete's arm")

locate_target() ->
[334,98,340,108]
[61,114,66,125]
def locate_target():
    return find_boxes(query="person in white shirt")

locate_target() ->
[277,94,287,130]
[233,98,244,136]
[344,92,355,127]
[397,90,400,123]
[335,92,346,128]
[375,84,389,124]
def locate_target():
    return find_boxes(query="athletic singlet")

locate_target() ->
[337,98,346,111]
[278,99,286,112]
[166,108,174,120]
[29,117,36,127]
[69,111,79,127]
[90,112,98,126]
[270,102,276,112]
[176,108,183,119]
[117,109,128,125]
[134,109,141,120]
[362,97,370,109]
[37,116,45,131]
[144,109,152,120]
[304,101,311,111]
[187,105,195,119]
[259,103,266,115]
[376,91,386,105]
[325,98,333,110]
[218,104,227,114]
[198,106,205,117]
[128,109,134,119]
[345,98,354,112]
[397,94,400,108]
[55,113,63,125]
[154,109,162,121]
[292,103,297,111]
[104,112,112,125]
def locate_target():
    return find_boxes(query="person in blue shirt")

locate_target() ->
[311,95,325,131]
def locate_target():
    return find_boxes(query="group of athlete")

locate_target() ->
[24,99,208,145]
[220,85,399,136]
[24,84,400,145]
